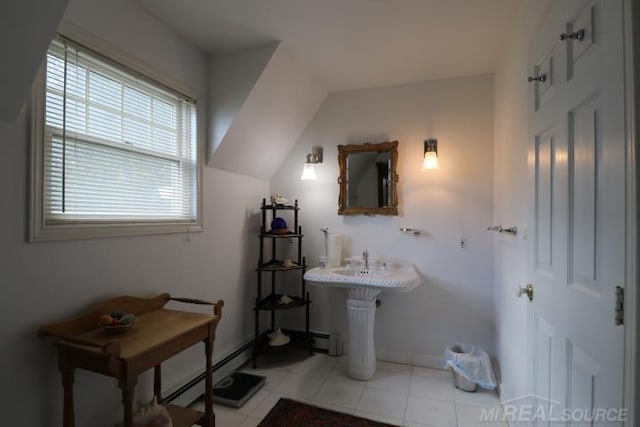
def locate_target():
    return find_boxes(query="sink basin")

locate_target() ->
[304,260,421,380]
[334,268,389,277]
[304,262,420,292]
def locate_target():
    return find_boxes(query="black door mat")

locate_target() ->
[213,372,266,408]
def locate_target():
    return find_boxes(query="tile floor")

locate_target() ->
[192,353,508,426]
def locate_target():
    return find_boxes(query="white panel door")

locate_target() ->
[527,1,626,425]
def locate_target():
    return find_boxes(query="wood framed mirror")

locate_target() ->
[338,140,399,215]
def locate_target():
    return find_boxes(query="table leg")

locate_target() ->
[203,338,215,427]
[253,298,259,369]
[120,381,136,427]
[154,365,162,403]
[61,367,75,427]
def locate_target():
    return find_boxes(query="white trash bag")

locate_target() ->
[444,344,497,390]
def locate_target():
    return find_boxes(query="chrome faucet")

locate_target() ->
[362,250,369,270]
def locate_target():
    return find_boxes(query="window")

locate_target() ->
[30,36,201,240]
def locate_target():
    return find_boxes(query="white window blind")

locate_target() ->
[42,38,198,225]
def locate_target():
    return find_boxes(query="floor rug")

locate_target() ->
[258,398,398,426]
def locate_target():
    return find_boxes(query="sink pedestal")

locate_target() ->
[346,288,381,380]
[303,264,421,381]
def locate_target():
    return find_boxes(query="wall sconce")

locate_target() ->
[422,138,439,170]
[301,146,323,180]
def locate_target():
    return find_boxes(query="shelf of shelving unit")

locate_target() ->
[257,259,306,272]
[262,204,299,211]
[254,329,315,355]
[257,294,310,311]
[253,198,312,368]
[260,232,304,238]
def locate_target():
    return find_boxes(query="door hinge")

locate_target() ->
[615,286,624,326]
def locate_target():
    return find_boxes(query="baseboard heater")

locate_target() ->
[163,331,330,403]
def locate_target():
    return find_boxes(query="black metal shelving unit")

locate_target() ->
[252,198,312,368]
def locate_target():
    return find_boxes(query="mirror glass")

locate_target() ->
[338,141,398,215]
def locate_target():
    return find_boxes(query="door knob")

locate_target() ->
[516,284,534,301]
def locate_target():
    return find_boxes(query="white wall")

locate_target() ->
[0,1,268,426]
[492,0,550,400]
[271,74,495,367]
[0,0,69,122]
[209,44,328,180]
[208,43,278,155]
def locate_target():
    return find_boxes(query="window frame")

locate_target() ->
[29,32,203,241]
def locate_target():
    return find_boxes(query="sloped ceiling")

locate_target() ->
[131,0,517,181]
[208,43,278,156]
[208,43,327,179]
[132,0,518,91]
[0,0,69,122]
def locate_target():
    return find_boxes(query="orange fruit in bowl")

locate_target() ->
[99,314,113,326]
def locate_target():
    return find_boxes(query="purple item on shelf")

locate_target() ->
[271,217,287,230]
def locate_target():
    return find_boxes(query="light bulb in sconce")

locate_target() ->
[301,147,323,180]
[301,163,317,180]
[422,138,439,170]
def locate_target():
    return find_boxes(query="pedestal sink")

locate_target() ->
[304,260,421,380]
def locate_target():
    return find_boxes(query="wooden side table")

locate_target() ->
[39,293,224,427]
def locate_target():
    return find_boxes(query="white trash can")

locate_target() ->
[444,344,496,392]
[451,367,477,392]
